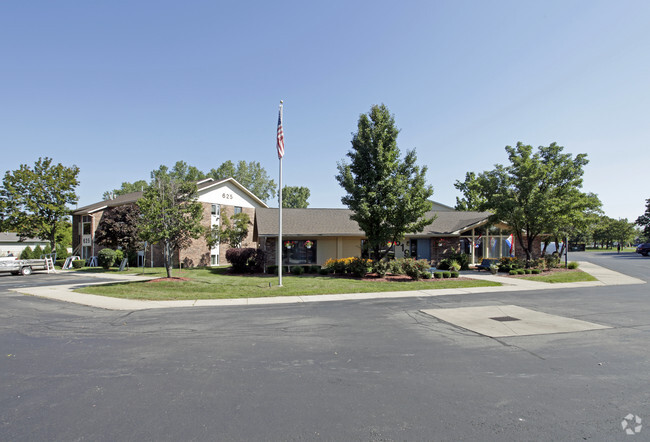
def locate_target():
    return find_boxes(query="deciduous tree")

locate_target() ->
[95,205,142,252]
[455,142,600,261]
[138,167,204,278]
[635,198,650,238]
[282,186,310,208]
[336,104,433,260]
[0,157,79,250]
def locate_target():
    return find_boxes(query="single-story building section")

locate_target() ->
[0,232,49,258]
[253,203,539,267]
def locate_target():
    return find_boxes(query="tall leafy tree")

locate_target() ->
[104,160,277,203]
[456,142,600,260]
[102,180,148,200]
[207,160,277,202]
[635,198,650,239]
[454,172,487,211]
[0,157,79,250]
[336,104,434,260]
[95,205,142,252]
[282,186,310,208]
[138,166,204,278]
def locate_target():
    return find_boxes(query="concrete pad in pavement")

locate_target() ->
[420,304,611,337]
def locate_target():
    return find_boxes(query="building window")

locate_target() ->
[211,254,218,266]
[211,204,219,216]
[282,240,317,265]
[234,206,242,214]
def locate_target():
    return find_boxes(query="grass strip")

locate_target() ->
[517,270,598,283]
[74,267,501,300]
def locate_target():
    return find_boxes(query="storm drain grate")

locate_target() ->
[490,316,521,322]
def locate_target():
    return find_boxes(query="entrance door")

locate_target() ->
[416,239,431,261]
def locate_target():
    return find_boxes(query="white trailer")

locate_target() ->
[0,257,54,275]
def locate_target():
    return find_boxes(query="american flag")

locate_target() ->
[276,104,285,159]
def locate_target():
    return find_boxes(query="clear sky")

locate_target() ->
[2,1,648,222]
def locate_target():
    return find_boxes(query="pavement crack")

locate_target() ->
[491,337,546,360]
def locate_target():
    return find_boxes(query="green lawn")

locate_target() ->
[74,267,501,300]
[517,270,598,283]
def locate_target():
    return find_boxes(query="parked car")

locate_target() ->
[636,243,650,256]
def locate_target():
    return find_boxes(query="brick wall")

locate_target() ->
[430,237,461,266]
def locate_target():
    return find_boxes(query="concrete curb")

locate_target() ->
[11,261,645,311]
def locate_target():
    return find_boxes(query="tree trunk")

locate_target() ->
[164,241,172,278]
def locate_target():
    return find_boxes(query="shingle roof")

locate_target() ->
[255,208,492,237]
[73,191,142,215]
[0,232,48,243]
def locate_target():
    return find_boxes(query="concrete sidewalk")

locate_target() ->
[11,261,645,311]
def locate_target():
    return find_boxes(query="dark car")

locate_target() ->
[636,243,650,256]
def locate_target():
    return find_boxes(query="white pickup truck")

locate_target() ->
[0,257,51,275]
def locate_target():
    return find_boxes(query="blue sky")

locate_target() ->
[2,1,648,222]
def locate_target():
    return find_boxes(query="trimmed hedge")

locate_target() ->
[567,261,579,269]
[72,260,84,269]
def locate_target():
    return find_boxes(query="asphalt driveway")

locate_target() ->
[1,252,648,441]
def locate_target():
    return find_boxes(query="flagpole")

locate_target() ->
[277,100,284,287]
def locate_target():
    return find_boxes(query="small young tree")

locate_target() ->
[205,209,251,249]
[336,104,434,260]
[138,167,204,278]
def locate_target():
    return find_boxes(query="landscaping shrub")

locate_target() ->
[98,248,117,269]
[347,257,371,277]
[55,243,69,260]
[422,272,433,279]
[32,245,43,259]
[291,265,304,275]
[567,261,579,269]
[524,269,532,274]
[499,257,524,272]
[450,271,459,278]
[516,269,526,275]
[509,269,518,275]
[267,265,278,275]
[324,257,354,274]
[439,252,471,270]
[389,259,406,275]
[114,249,124,265]
[55,259,66,267]
[20,246,33,259]
[319,268,331,275]
[72,260,84,269]
[308,265,321,274]
[402,259,431,280]
[43,244,52,257]
[373,260,390,277]
[226,248,262,273]
[442,271,451,278]
[531,258,547,271]
[433,272,443,279]
[544,254,561,269]
[531,269,541,274]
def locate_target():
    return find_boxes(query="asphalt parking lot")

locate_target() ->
[1,252,648,441]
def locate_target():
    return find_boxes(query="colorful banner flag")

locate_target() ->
[506,234,514,256]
